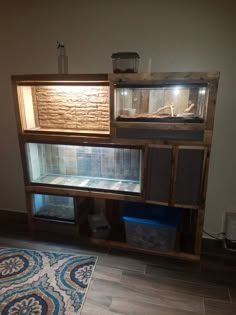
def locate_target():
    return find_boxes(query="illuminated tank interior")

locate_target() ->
[26,143,142,194]
[19,84,110,134]
[115,85,208,122]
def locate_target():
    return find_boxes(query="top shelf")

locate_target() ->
[12,72,219,139]
[13,74,110,135]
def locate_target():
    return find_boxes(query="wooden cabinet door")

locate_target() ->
[174,146,206,207]
[146,146,172,203]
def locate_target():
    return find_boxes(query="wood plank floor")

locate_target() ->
[0,235,235,315]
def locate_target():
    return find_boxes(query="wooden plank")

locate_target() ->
[89,191,143,202]
[170,145,177,206]
[109,79,115,125]
[112,121,205,130]
[12,73,109,84]
[194,208,205,255]
[22,132,208,147]
[121,271,230,302]
[90,238,200,261]
[140,90,149,113]
[25,185,91,197]
[116,128,204,141]
[21,135,144,150]
[174,147,206,206]
[146,146,172,203]
[14,85,26,133]
[25,191,34,235]
[17,137,31,185]
[31,86,39,128]
[200,149,210,208]
[32,216,76,226]
[109,72,220,84]
[25,128,110,136]
[205,80,219,130]
[203,130,212,145]
[145,200,169,206]
[140,145,148,199]
[25,185,143,202]
[204,298,236,315]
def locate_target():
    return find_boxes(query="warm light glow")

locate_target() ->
[21,86,35,129]
[20,84,110,133]
[49,85,96,93]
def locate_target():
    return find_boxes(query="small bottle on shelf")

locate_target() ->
[57,41,68,74]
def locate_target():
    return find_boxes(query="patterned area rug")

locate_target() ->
[0,247,97,314]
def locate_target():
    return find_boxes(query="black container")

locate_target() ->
[111,52,140,73]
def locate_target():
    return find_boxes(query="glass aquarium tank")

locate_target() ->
[32,193,75,222]
[111,52,140,73]
[16,83,110,134]
[26,143,142,194]
[114,84,208,123]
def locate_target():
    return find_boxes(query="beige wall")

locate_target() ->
[0,0,235,237]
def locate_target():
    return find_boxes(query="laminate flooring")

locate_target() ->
[0,235,235,315]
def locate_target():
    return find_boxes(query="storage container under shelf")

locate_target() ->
[31,193,75,222]
[88,212,111,240]
[122,203,181,252]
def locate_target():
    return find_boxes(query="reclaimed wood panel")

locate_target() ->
[146,146,172,203]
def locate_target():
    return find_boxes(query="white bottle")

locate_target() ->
[57,41,68,74]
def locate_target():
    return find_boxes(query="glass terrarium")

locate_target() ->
[31,193,75,222]
[114,84,208,123]
[111,52,140,73]
[26,143,142,194]
[16,82,110,134]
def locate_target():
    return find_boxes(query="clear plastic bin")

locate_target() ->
[88,213,111,239]
[122,203,181,251]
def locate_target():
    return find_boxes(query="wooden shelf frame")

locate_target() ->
[12,72,220,260]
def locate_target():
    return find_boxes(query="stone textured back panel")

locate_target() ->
[34,86,109,132]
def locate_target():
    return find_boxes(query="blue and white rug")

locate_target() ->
[0,247,97,314]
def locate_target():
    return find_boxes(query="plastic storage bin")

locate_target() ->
[88,213,111,239]
[111,52,140,73]
[122,203,181,251]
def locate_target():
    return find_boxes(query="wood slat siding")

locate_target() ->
[116,128,204,141]
[174,148,205,206]
[146,147,172,203]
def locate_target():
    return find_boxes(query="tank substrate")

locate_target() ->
[33,174,140,193]
[34,204,75,221]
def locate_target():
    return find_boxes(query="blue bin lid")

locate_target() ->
[122,202,182,227]
[123,215,178,227]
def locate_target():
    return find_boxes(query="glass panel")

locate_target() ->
[32,193,75,222]
[115,85,208,123]
[18,85,110,134]
[26,143,142,194]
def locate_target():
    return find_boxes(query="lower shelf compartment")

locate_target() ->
[27,193,199,260]
[89,238,200,261]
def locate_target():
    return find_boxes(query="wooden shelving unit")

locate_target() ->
[12,72,220,260]
[89,238,200,261]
